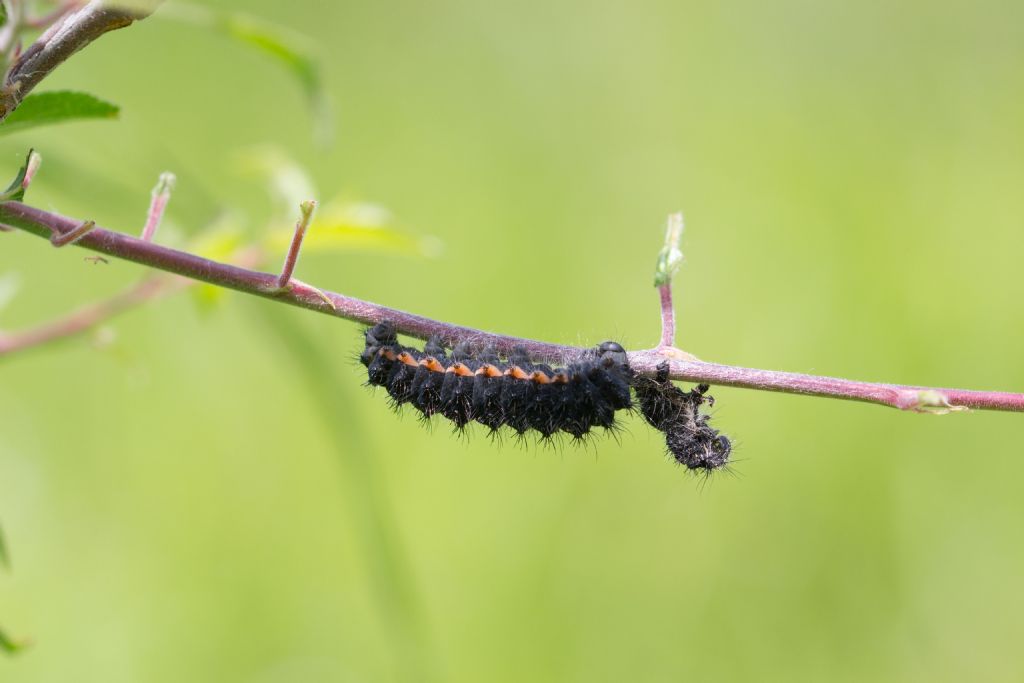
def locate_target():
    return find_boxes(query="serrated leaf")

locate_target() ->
[0,91,119,137]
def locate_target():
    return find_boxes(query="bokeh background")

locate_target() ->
[3,1,1024,681]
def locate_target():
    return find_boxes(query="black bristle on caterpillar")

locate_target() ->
[360,322,731,472]
[361,322,633,441]
[632,362,732,472]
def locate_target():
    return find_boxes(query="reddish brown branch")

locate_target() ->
[1,199,1022,413]
[275,200,316,290]
[140,172,174,242]
[0,0,163,121]
[0,275,171,356]
[657,284,675,348]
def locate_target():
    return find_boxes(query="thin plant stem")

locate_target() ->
[275,200,316,289]
[658,284,674,348]
[2,200,1022,413]
[140,172,174,242]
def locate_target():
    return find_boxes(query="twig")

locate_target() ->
[262,200,334,308]
[0,275,169,355]
[49,217,93,246]
[0,0,163,121]
[655,212,684,349]
[0,246,263,358]
[1,200,1022,413]
[658,285,674,348]
[274,199,315,290]
[140,172,174,242]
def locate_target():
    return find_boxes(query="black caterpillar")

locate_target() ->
[632,363,732,471]
[360,321,731,472]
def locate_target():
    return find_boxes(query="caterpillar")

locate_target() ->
[632,363,732,471]
[359,321,731,472]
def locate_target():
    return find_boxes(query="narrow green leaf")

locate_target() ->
[222,17,319,97]
[161,4,331,146]
[0,148,34,201]
[0,4,8,29]
[0,91,119,137]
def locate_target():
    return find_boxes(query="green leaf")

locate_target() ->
[222,17,319,98]
[240,148,439,259]
[225,17,332,146]
[0,91,119,137]
[237,147,317,216]
[161,4,331,146]
[0,626,27,655]
[0,148,35,201]
[265,200,441,258]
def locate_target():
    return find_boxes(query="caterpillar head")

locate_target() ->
[597,340,628,368]
[361,321,398,366]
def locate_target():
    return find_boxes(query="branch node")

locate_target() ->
[903,389,971,414]
[289,277,336,310]
[50,219,95,247]
[654,345,701,362]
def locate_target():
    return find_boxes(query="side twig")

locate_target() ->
[1,200,1022,413]
[0,275,168,355]
[140,172,174,242]
[274,199,315,290]
[655,212,684,349]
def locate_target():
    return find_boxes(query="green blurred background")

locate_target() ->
[2,1,1024,681]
